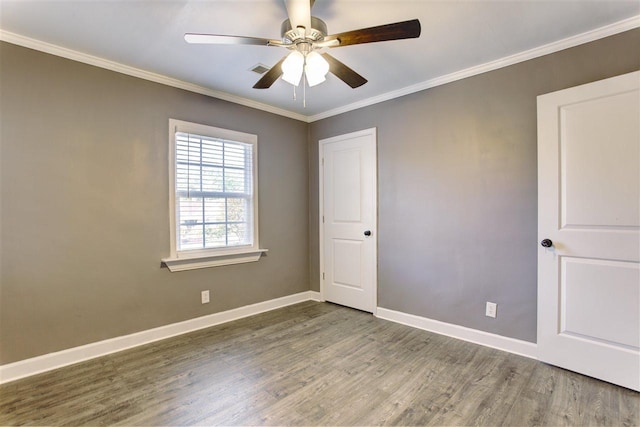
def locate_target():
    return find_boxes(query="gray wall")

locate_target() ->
[309,29,640,343]
[0,42,309,364]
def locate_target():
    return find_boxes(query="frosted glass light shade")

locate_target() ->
[281,51,304,86]
[305,51,330,87]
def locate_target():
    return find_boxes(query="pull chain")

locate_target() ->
[303,74,307,108]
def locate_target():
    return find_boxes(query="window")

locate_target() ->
[163,119,266,272]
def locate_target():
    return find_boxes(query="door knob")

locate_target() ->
[541,239,553,248]
[364,230,372,237]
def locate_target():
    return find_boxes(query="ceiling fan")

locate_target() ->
[184,0,421,90]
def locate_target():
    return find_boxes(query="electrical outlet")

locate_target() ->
[486,302,497,318]
[201,290,210,304]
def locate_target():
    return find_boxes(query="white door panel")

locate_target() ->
[320,128,377,313]
[538,71,640,391]
[561,257,639,348]
[561,90,640,228]
[332,149,362,222]
[332,239,363,289]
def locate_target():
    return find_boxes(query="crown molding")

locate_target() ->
[307,14,640,122]
[1,14,638,124]
[0,30,308,123]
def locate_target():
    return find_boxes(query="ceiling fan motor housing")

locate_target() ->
[281,16,327,44]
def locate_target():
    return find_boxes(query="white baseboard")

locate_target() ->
[0,291,319,384]
[308,290,321,301]
[0,293,533,384]
[376,307,537,359]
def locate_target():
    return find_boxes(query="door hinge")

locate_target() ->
[322,272,325,280]
[322,215,324,223]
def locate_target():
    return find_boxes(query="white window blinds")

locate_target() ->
[175,131,254,251]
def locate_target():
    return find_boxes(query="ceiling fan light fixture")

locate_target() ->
[304,51,330,87]
[281,50,304,86]
[185,0,422,93]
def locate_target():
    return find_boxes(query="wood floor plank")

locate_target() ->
[619,385,640,427]
[1,301,637,426]
[501,363,556,426]
[387,340,486,425]
[460,354,535,426]
[423,348,512,426]
[540,367,590,426]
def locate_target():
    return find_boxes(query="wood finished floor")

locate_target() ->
[1,301,638,426]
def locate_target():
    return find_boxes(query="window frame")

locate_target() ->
[162,119,266,272]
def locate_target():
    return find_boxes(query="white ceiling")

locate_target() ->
[1,1,638,120]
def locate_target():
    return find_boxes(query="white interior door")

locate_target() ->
[537,71,640,391]
[320,128,377,313]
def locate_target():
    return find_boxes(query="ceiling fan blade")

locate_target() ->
[325,19,421,47]
[284,0,311,30]
[321,53,367,88]
[253,56,287,89]
[185,33,280,46]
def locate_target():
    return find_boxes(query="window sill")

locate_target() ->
[161,249,268,272]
